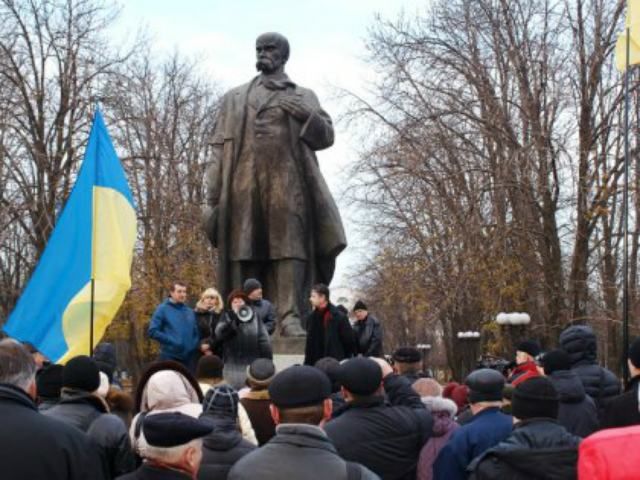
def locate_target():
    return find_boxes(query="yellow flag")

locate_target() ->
[617,0,640,72]
[627,0,640,28]
[616,32,640,72]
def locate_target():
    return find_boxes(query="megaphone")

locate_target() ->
[237,305,254,323]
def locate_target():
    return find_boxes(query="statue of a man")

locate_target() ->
[203,32,346,336]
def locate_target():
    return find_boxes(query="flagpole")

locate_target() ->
[89,103,99,358]
[623,27,631,385]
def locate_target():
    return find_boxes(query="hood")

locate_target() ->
[201,414,243,451]
[60,388,109,413]
[559,325,597,366]
[550,370,586,403]
[135,360,203,412]
[422,396,458,416]
[142,370,200,411]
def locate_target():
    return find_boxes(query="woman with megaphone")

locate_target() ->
[215,289,273,389]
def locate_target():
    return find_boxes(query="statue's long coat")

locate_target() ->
[204,76,346,297]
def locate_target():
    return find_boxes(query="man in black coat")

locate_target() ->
[44,355,135,478]
[304,283,356,365]
[352,300,383,357]
[541,349,599,437]
[0,339,106,480]
[603,337,640,428]
[244,278,276,335]
[228,365,379,480]
[559,325,620,417]
[469,377,582,480]
[324,357,433,480]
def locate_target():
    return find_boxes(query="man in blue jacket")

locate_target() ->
[433,369,513,480]
[148,282,200,371]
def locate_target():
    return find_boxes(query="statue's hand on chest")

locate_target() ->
[279,93,312,123]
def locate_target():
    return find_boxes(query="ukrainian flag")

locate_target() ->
[4,109,136,363]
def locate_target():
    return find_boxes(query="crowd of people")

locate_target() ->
[1,280,640,479]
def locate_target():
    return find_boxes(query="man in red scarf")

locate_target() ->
[508,340,541,386]
[303,284,355,366]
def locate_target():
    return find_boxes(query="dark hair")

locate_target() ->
[227,289,249,306]
[311,283,330,301]
[170,281,187,292]
[0,339,37,390]
[277,403,325,425]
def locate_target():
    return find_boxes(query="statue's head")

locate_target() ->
[255,32,290,74]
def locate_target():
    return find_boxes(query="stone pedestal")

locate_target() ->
[272,335,305,371]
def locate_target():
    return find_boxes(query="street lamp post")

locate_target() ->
[416,343,432,376]
[495,313,531,357]
[456,331,481,378]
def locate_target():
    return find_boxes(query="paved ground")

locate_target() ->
[273,354,305,371]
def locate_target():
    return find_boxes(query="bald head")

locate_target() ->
[256,32,290,74]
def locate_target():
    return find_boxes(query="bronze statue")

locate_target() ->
[203,32,346,336]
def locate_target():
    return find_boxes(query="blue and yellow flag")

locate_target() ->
[4,109,136,363]
[616,0,640,71]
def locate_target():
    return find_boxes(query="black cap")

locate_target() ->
[512,377,559,420]
[353,300,367,312]
[196,355,224,379]
[541,349,571,375]
[143,412,213,447]
[338,357,382,396]
[63,356,100,392]
[243,278,262,295]
[392,347,421,364]
[246,358,276,388]
[629,337,640,369]
[36,364,64,399]
[466,368,505,403]
[268,365,331,408]
[516,340,541,358]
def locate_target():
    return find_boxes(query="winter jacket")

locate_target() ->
[325,374,433,480]
[548,369,599,437]
[603,375,640,428]
[353,314,383,357]
[94,342,120,385]
[215,309,273,389]
[508,361,540,387]
[249,298,276,335]
[239,389,276,446]
[148,299,200,364]
[578,424,640,479]
[198,413,256,480]
[228,424,380,480]
[468,418,581,480]
[417,397,460,480]
[304,303,356,366]
[116,464,191,480]
[130,362,204,457]
[559,325,620,411]
[433,407,513,480]
[195,309,223,356]
[0,383,107,480]
[44,388,135,478]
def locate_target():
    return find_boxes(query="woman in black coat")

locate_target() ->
[215,290,272,389]
[195,288,224,357]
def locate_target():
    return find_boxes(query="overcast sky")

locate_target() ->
[113,0,427,286]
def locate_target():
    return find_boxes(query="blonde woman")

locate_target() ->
[195,287,224,357]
